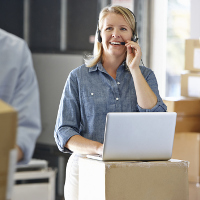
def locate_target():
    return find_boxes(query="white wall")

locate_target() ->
[33,54,83,145]
[190,0,200,38]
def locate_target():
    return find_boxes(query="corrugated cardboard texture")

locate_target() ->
[163,97,200,116]
[172,133,200,183]
[79,158,189,200]
[0,100,17,200]
[185,39,200,71]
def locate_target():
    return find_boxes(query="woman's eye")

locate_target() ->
[106,27,112,31]
[121,27,127,31]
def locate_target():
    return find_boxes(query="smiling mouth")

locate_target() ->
[110,42,125,45]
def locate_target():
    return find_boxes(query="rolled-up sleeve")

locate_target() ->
[54,71,81,153]
[137,67,167,112]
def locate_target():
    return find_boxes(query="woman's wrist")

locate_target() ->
[95,142,103,155]
[129,65,141,78]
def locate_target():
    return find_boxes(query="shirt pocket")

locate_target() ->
[81,91,108,117]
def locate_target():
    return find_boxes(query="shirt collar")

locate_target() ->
[88,62,104,73]
[89,61,127,73]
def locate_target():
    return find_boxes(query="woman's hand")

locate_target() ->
[125,40,142,71]
[65,135,104,155]
[96,143,103,155]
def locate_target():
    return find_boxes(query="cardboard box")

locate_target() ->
[181,72,200,97]
[163,97,200,132]
[79,158,189,200]
[189,183,200,200]
[172,133,200,183]
[175,116,200,132]
[163,97,200,116]
[185,39,200,71]
[0,100,17,200]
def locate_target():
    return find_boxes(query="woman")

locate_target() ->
[54,5,167,199]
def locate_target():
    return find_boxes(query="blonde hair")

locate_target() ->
[84,5,136,68]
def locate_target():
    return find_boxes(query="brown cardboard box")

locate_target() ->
[163,97,200,132]
[0,100,17,200]
[175,116,200,132]
[172,133,200,183]
[163,97,200,116]
[79,158,189,200]
[189,183,200,200]
[185,39,200,71]
[181,72,200,97]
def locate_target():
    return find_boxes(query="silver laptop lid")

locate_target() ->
[102,112,177,161]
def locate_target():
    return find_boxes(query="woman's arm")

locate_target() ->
[55,69,104,155]
[65,135,103,155]
[130,67,158,109]
[125,40,157,109]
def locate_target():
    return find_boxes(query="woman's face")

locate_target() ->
[100,13,132,60]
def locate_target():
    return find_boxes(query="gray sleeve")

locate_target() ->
[14,42,41,164]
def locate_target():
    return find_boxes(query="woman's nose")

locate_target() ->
[112,30,120,38]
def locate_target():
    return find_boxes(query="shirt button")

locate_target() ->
[117,82,120,85]
[91,93,94,95]
[116,98,119,101]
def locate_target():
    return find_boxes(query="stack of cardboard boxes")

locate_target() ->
[181,39,200,97]
[163,39,200,200]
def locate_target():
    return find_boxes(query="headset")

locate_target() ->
[97,7,144,66]
[97,8,139,43]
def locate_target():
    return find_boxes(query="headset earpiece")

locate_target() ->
[97,29,102,43]
[132,35,139,42]
[131,21,138,42]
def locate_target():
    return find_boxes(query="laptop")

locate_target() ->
[87,112,177,161]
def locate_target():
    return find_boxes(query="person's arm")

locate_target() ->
[13,42,41,164]
[125,40,157,109]
[131,67,157,109]
[65,135,103,155]
[55,70,103,155]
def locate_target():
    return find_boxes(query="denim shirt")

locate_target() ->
[54,62,167,153]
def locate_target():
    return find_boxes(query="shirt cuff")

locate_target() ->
[54,127,79,153]
[137,100,167,112]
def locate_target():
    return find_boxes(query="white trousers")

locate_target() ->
[64,153,84,200]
